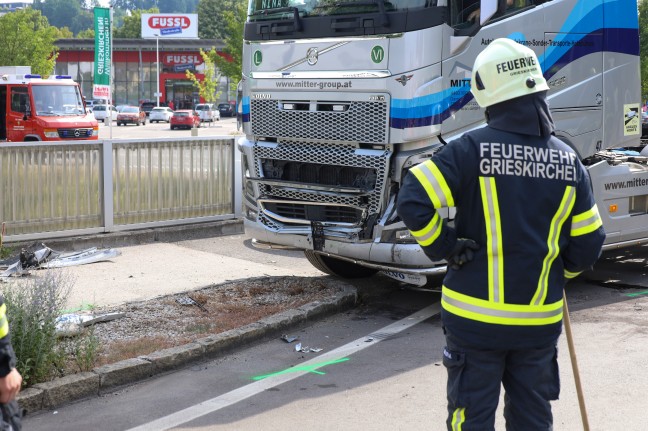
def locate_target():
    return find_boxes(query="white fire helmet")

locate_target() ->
[470,38,549,108]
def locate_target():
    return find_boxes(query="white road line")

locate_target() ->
[127,303,441,431]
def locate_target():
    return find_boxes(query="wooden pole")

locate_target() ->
[563,290,590,431]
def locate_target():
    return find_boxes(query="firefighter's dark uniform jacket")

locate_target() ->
[397,92,605,350]
[0,296,16,378]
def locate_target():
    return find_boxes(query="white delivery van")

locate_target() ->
[195,103,219,123]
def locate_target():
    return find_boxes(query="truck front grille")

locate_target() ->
[253,140,391,228]
[58,128,94,139]
[261,201,363,224]
[251,99,387,143]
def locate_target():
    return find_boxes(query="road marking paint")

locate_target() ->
[626,290,648,297]
[126,303,441,431]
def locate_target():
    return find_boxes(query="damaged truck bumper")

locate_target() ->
[244,218,447,279]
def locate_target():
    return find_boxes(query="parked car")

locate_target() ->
[117,106,146,126]
[149,107,174,123]
[92,104,118,123]
[217,102,234,117]
[170,110,200,130]
[140,101,167,117]
[195,103,220,123]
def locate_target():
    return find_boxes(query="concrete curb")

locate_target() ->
[6,219,244,251]
[17,280,358,415]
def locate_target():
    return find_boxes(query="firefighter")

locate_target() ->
[0,294,22,429]
[396,38,605,430]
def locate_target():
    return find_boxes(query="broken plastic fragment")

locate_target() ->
[281,334,298,343]
[295,342,302,352]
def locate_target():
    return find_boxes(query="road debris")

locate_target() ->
[293,342,323,353]
[281,334,299,343]
[176,295,208,312]
[0,243,121,277]
[55,312,126,337]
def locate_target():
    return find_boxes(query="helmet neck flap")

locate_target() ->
[486,91,555,137]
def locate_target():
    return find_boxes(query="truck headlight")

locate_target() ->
[92,127,99,136]
[43,129,58,138]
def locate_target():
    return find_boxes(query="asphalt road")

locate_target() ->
[22,243,648,430]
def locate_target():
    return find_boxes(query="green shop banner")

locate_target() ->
[93,7,111,100]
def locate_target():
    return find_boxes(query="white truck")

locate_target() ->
[237,0,647,285]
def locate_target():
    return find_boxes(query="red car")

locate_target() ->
[117,106,146,126]
[170,110,201,130]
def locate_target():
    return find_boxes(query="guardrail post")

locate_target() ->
[102,139,114,232]
[233,137,242,218]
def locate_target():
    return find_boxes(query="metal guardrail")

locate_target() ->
[0,137,241,243]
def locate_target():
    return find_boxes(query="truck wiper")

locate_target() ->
[250,7,301,31]
[316,0,389,26]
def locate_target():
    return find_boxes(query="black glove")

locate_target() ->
[445,239,480,270]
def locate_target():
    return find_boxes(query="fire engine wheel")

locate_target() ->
[303,250,377,278]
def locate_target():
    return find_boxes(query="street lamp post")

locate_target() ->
[155,34,160,107]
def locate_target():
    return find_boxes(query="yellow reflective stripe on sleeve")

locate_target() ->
[479,177,504,303]
[0,303,7,339]
[564,269,582,279]
[442,286,564,326]
[451,407,465,431]
[410,212,443,246]
[532,186,575,305]
[571,204,602,236]
[410,160,455,208]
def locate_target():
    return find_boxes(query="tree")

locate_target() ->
[111,0,157,9]
[198,0,242,39]
[212,2,245,84]
[114,7,159,38]
[640,0,648,99]
[0,9,59,76]
[185,48,220,102]
[34,0,94,35]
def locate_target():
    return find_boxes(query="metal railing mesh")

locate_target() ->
[0,137,236,240]
[112,139,234,225]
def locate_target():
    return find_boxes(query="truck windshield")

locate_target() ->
[248,0,438,19]
[32,84,85,116]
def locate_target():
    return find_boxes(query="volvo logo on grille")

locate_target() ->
[306,47,318,66]
[73,129,80,137]
[253,93,271,99]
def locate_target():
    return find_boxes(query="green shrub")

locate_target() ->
[2,270,73,386]
[58,326,100,373]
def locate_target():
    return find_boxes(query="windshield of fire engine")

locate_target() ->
[248,0,437,19]
[32,84,85,116]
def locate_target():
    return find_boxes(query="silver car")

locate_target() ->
[149,106,174,123]
[92,105,118,123]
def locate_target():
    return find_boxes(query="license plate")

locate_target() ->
[380,270,427,286]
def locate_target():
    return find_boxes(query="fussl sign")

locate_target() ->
[141,14,198,39]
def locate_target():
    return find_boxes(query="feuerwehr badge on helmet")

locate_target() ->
[470,38,549,108]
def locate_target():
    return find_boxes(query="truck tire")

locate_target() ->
[304,250,377,278]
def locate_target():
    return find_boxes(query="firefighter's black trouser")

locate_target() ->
[443,329,559,431]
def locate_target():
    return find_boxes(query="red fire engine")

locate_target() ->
[0,67,98,141]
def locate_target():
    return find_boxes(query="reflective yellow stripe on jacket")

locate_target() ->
[409,160,455,247]
[571,204,602,236]
[532,186,575,305]
[442,286,564,326]
[0,303,8,339]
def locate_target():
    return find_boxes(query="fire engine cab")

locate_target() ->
[0,66,98,141]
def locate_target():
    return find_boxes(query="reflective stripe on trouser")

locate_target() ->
[444,329,559,431]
